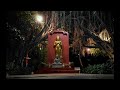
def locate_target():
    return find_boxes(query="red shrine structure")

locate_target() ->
[47,28,69,67]
[34,28,79,73]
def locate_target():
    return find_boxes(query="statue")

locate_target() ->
[54,35,62,59]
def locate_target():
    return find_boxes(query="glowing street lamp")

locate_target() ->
[36,14,43,23]
[35,14,44,29]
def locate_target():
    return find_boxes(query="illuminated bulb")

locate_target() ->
[36,15,43,23]
[87,48,90,52]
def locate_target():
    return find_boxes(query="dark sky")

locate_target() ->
[7,11,18,26]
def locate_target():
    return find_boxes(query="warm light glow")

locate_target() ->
[99,29,111,42]
[40,48,41,50]
[86,48,90,52]
[36,15,43,23]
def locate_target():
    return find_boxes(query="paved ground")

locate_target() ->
[6,73,114,79]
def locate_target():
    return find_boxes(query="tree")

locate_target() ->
[72,11,114,62]
[7,11,52,67]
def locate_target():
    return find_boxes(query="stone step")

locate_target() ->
[34,67,79,74]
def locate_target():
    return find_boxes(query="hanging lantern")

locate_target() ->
[99,28,111,42]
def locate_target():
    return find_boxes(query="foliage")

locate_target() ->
[81,53,109,67]
[7,24,26,66]
[17,11,37,26]
[6,43,48,74]
[81,60,114,74]
[16,11,43,37]
[7,11,47,67]
[6,62,32,75]
[90,48,105,57]
[39,47,48,66]
[29,45,47,71]
[6,62,15,71]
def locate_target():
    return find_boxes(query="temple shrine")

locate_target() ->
[35,28,79,73]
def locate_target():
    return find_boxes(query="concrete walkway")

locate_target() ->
[6,73,114,79]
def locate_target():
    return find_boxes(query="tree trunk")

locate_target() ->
[78,40,83,68]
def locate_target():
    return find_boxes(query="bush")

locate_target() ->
[6,62,32,75]
[90,48,105,57]
[29,46,47,70]
[7,65,31,75]
[81,60,114,74]
[103,60,114,74]
[81,53,109,67]
[8,66,32,75]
